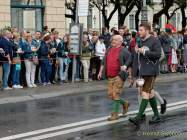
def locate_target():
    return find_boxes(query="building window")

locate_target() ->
[129,15,135,30]
[11,0,44,32]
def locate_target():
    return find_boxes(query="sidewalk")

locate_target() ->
[0,73,187,105]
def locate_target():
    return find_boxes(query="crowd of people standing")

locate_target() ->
[0,25,187,90]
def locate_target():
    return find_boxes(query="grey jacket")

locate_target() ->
[132,36,161,77]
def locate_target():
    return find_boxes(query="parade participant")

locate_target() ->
[22,33,38,88]
[12,32,23,89]
[19,31,28,86]
[81,34,92,83]
[129,23,161,125]
[38,35,52,86]
[129,32,167,115]
[98,35,132,121]
[57,34,70,84]
[0,30,13,90]
[49,32,57,84]
[32,31,41,84]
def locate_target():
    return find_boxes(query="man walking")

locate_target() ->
[98,35,132,121]
[129,23,161,125]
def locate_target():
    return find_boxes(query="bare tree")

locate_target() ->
[174,0,187,28]
[65,0,76,22]
[118,0,136,27]
[90,0,120,29]
[153,0,176,25]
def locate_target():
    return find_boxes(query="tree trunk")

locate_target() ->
[181,6,186,29]
[103,20,110,29]
[153,9,165,25]
[135,7,141,31]
[153,0,174,25]
[118,14,127,27]
[118,1,135,27]
[65,14,76,22]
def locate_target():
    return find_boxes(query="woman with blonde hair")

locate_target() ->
[12,32,23,89]
[22,33,38,88]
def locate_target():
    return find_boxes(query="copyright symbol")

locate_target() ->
[137,131,141,136]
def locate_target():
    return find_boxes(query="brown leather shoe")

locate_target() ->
[123,101,130,115]
[108,112,119,121]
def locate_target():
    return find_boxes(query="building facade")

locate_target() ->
[0,0,66,35]
[0,0,66,84]
[73,1,186,32]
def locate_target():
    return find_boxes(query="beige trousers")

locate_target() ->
[81,59,90,82]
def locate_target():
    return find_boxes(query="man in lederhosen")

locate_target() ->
[98,35,132,121]
[129,23,161,125]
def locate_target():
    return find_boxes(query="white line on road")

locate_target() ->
[0,100,187,140]
[23,103,187,140]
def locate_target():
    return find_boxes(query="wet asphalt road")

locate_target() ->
[0,80,186,139]
[49,108,187,140]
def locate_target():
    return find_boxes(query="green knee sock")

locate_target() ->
[137,99,149,118]
[113,100,120,113]
[149,97,159,117]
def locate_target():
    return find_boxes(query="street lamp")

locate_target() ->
[93,15,96,29]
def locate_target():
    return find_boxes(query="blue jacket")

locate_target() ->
[57,40,68,58]
[38,41,50,60]
[21,40,33,59]
[32,39,41,48]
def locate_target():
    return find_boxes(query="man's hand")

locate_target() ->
[120,65,127,72]
[135,45,139,53]
[98,72,102,80]
[138,48,145,54]
[135,45,145,54]
[98,65,104,80]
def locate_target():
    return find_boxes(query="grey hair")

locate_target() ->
[112,35,123,42]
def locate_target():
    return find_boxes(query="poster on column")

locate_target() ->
[69,23,83,55]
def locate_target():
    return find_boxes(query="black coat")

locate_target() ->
[132,36,161,77]
[0,37,13,62]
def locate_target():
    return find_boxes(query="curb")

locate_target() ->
[0,74,186,105]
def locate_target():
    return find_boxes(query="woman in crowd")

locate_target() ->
[166,29,177,72]
[38,35,52,86]
[12,32,23,89]
[49,33,57,84]
[57,34,70,84]
[92,33,106,80]
[22,33,38,88]
[81,33,92,83]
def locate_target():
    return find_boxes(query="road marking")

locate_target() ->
[23,103,187,140]
[0,100,187,140]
